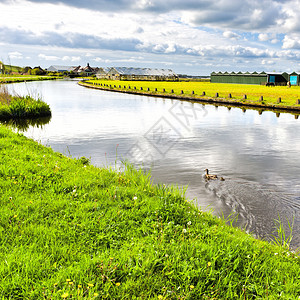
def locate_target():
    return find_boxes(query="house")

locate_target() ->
[96,67,110,79]
[72,63,98,76]
[106,67,178,81]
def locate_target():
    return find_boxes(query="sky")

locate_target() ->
[2,0,300,75]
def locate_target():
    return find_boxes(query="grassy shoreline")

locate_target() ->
[0,86,51,120]
[0,126,299,299]
[81,80,300,114]
[0,75,61,84]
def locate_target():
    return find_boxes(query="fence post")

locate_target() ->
[181,90,184,94]
[297,99,300,105]
[155,88,157,92]
[277,97,281,103]
[215,93,219,98]
[228,93,232,98]
[243,94,247,100]
[202,92,206,96]
[163,88,165,92]
[260,96,264,101]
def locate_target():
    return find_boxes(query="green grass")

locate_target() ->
[0,86,51,119]
[0,125,299,299]
[0,75,61,83]
[87,80,300,108]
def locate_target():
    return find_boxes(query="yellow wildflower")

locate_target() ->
[190,285,194,289]
[116,282,121,286]
[87,283,94,287]
[207,262,212,267]
[61,293,69,298]
[94,293,99,297]
[66,279,71,282]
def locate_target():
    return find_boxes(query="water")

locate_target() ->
[5,80,300,249]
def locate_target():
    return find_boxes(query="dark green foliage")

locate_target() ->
[0,94,51,119]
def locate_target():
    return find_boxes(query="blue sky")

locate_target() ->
[1,0,300,75]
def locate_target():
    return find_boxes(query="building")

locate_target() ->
[74,63,98,76]
[211,71,289,85]
[47,65,77,72]
[96,67,110,79]
[289,72,300,86]
[47,63,98,76]
[106,67,178,81]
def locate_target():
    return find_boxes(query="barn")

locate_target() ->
[211,71,289,85]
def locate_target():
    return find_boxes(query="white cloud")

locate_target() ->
[38,54,60,61]
[258,33,270,42]
[262,59,275,65]
[8,51,23,59]
[223,31,240,40]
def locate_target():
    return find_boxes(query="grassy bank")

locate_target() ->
[0,126,299,299]
[0,86,51,119]
[86,80,300,111]
[0,75,61,84]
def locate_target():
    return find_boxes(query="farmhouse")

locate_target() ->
[106,67,178,81]
[96,67,110,79]
[211,71,292,85]
[47,63,98,75]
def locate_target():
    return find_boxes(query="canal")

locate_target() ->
[5,79,300,249]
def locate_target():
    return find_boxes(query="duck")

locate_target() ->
[204,169,225,181]
[204,169,218,180]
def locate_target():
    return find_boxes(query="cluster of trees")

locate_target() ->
[22,66,46,75]
[0,63,47,75]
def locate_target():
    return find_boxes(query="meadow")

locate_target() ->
[88,79,300,108]
[0,75,60,84]
[0,125,299,299]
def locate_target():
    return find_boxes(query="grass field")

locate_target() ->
[0,125,299,299]
[0,75,60,83]
[88,80,300,108]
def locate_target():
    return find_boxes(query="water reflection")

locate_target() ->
[0,116,51,131]
[5,80,300,249]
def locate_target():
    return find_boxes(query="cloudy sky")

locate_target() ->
[2,0,300,75]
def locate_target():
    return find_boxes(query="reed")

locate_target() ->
[0,86,51,119]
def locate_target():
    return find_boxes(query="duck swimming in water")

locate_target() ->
[204,169,218,180]
[204,169,225,181]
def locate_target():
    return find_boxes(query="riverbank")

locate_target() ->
[79,80,300,115]
[0,125,299,299]
[0,75,62,84]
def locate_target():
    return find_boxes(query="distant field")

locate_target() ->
[0,75,59,83]
[89,80,300,108]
